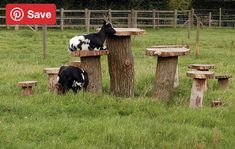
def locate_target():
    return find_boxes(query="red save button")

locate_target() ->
[6,4,56,25]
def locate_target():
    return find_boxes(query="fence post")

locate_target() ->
[42,25,47,59]
[15,25,19,31]
[188,11,191,39]
[196,17,200,58]
[128,14,131,28]
[108,9,112,23]
[131,9,137,28]
[157,11,159,28]
[7,25,10,29]
[219,8,222,28]
[153,9,156,29]
[174,9,177,28]
[191,8,194,27]
[209,12,211,28]
[85,8,90,33]
[60,8,64,31]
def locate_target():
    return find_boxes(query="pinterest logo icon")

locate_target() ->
[10,7,24,21]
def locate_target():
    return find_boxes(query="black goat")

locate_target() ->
[68,20,116,52]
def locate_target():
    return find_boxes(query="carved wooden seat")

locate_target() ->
[186,70,214,108]
[43,68,61,94]
[215,75,232,89]
[188,64,215,71]
[71,50,109,94]
[146,45,190,100]
[17,81,37,95]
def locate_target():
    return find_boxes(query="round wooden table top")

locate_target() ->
[17,81,37,87]
[215,75,232,79]
[43,68,60,74]
[146,45,190,57]
[96,28,145,36]
[71,50,109,57]
[186,70,214,79]
[188,64,215,70]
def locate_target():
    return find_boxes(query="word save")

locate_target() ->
[28,10,52,19]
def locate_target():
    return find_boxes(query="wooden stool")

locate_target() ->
[151,45,189,88]
[187,71,214,108]
[146,46,190,100]
[215,75,232,89]
[69,61,81,67]
[17,81,37,95]
[211,100,222,107]
[188,64,215,91]
[71,50,109,94]
[43,68,61,94]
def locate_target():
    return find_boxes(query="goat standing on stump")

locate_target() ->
[68,20,116,52]
[57,66,89,94]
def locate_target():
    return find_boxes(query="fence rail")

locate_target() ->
[0,8,234,31]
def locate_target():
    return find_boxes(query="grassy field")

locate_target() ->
[0,27,234,148]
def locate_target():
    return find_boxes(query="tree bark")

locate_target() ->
[218,78,229,89]
[106,36,134,97]
[81,56,102,94]
[155,56,178,100]
[190,79,206,108]
[22,86,33,96]
[47,74,59,93]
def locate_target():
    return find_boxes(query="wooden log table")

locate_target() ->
[186,71,214,108]
[71,50,109,94]
[188,64,215,91]
[105,28,145,97]
[17,81,37,96]
[215,75,232,89]
[146,46,190,100]
[43,68,60,94]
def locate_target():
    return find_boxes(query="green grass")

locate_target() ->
[0,27,234,148]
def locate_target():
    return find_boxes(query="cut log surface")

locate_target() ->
[71,50,109,57]
[215,75,232,79]
[151,45,189,48]
[146,47,190,57]
[43,68,59,74]
[17,81,37,87]
[188,64,215,71]
[186,70,214,79]
[96,28,145,36]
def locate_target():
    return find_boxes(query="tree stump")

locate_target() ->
[188,64,215,91]
[211,100,222,107]
[215,75,232,89]
[17,81,37,96]
[69,61,81,67]
[43,68,62,94]
[186,71,214,108]
[71,50,109,94]
[146,46,190,100]
[105,28,145,97]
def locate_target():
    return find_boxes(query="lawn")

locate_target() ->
[0,27,234,148]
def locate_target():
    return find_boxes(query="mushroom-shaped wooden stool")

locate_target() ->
[71,50,109,94]
[69,61,81,67]
[186,71,214,108]
[215,75,232,89]
[43,68,60,94]
[146,46,190,100]
[188,64,215,91]
[17,81,37,96]
[211,100,222,107]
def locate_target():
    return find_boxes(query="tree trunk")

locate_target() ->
[218,78,229,89]
[106,36,134,97]
[48,74,59,93]
[81,56,102,94]
[190,78,206,108]
[155,56,178,100]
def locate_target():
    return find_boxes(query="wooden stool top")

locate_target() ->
[43,68,59,74]
[215,75,232,79]
[188,64,215,71]
[146,45,190,57]
[17,81,37,87]
[96,28,145,36]
[69,61,81,67]
[186,70,214,79]
[71,50,109,57]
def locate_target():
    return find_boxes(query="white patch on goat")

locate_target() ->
[94,47,100,51]
[69,36,85,50]
[81,44,89,50]
[72,81,83,88]
[80,68,85,73]
[81,73,85,81]
[56,76,60,82]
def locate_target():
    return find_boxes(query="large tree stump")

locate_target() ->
[188,64,215,91]
[105,28,145,97]
[146,46,190,100]
[187,71,214,108]
[215,75,232,89]
[43,68,62,94]
[71,50,109,94]
[17,81,37,96]
[69,61,81,67]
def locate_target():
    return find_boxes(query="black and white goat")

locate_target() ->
[68,21,116,52]
[57,66,89,94]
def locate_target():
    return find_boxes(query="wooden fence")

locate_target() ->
[0,8,234,31]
